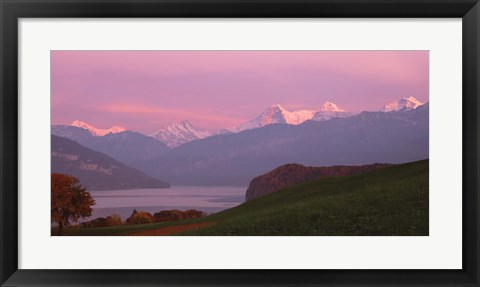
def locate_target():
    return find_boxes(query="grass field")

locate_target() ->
[64,159,428,236]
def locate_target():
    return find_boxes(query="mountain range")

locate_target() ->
[147,102,346,148]
[51,97,427,187]
[55,97,424,149]
[51,135,169,190]
[145,103,428,186]
[148,98,421,146]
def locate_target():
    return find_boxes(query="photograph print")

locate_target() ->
[51,50,429,236]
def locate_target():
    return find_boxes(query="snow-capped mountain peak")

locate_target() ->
[168,120,194,133]
[71,120,126,136]
[319,101,346,112]
[230,104,292,132]
[258,104,291,125]
[269,103,288,111]
[381,97,424,112]
[150,120,213,148]
[312,101,350,121]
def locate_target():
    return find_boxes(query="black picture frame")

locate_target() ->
[1,0,479,286]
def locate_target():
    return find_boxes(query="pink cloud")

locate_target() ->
[51,50,429,133]
[85,103,244,130]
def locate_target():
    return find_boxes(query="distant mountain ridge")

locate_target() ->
[58,97,425,148]
[147,101,353,146]
[51,135,169,190]
[146,104,428,186]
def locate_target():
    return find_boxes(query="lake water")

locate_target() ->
[88,186,246,220]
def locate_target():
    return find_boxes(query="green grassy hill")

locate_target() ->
[183,159,428,236]
[65,159,428,236]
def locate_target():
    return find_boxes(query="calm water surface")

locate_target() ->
[88,186,246,220]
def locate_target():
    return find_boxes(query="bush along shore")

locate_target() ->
[52,209,207,235]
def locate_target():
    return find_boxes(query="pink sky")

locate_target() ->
[51,50,429,133]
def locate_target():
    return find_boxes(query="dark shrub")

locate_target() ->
[184,209,206,219]
[153,209,183,222]
[126,211,154,225]
[106,214,123,226]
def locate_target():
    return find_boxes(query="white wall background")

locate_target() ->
[18,18,462,269]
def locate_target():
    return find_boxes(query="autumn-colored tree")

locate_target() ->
[51,173,95,235]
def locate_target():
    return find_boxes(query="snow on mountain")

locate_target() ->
[291,109,318,123]
[231,102,350,133]
[311,102,351,121]
[71,120,126,136]
[231,104,320,132]
[230,104,292,133]
[381,97,424,112]
[150,120,213,148]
